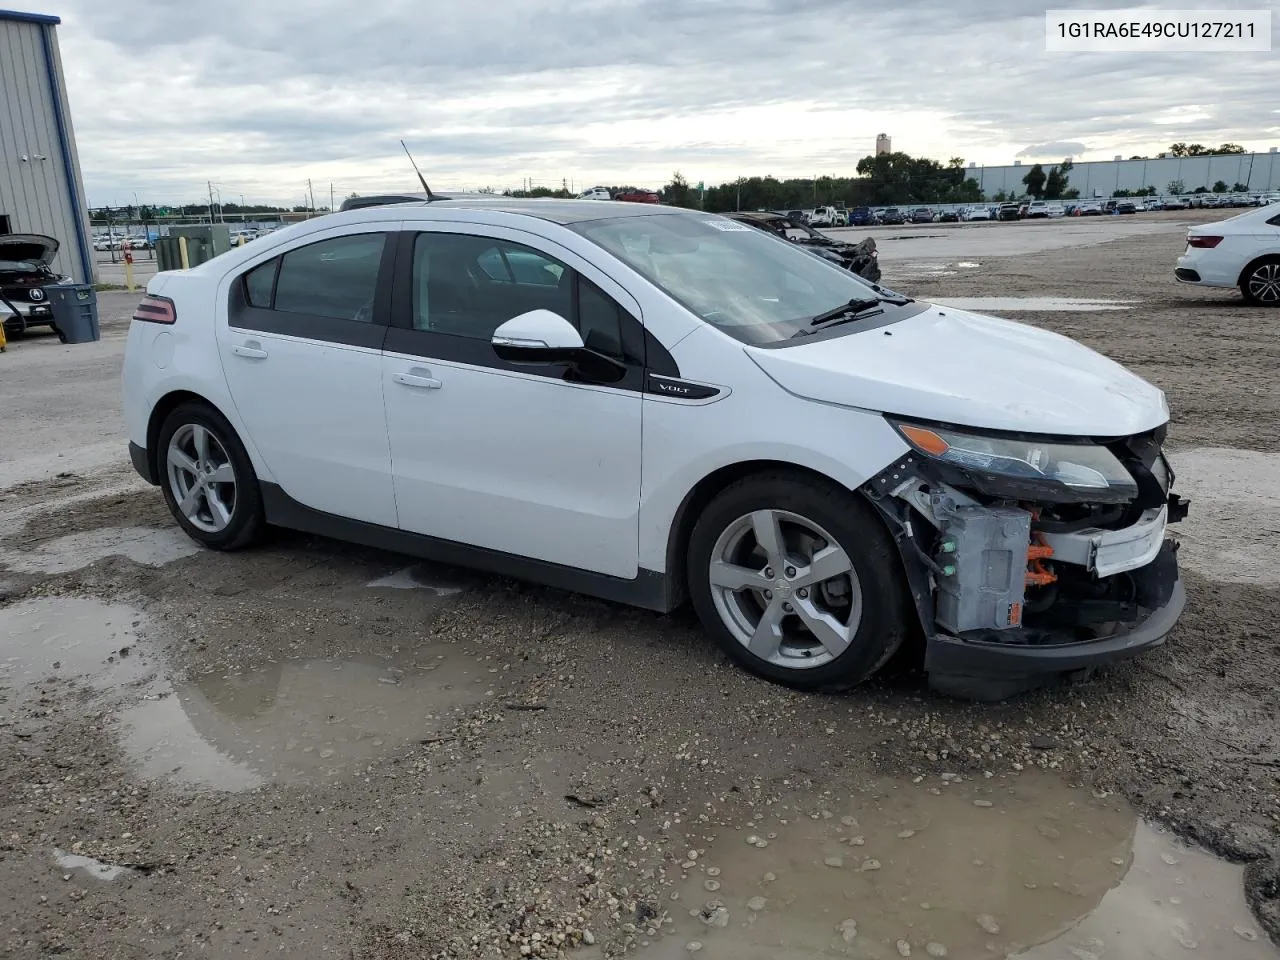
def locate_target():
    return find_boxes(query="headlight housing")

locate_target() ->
[888,419,1139,504]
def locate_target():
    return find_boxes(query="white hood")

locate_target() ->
[747,304,1168,436]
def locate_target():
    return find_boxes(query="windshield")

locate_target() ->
[0,258,45,272]
[571,213,915,345]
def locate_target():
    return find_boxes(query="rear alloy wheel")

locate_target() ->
[688,473,910,691]
[1242,258,1280,306]
[157,402,264,550]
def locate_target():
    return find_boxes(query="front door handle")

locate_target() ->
[232,343,268,359]
[393,372,442,390]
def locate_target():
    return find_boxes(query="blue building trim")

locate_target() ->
[0,8,61,24]
[37,22,93,283]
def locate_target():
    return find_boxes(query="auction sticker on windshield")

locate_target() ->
[703,219,751,231]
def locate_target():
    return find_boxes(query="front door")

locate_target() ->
[217,226,399,527]
[381,227,644,578]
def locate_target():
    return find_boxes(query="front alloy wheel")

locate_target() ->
[1243,259,1280,306]
[708,509,862,670]
[688,472,910,691]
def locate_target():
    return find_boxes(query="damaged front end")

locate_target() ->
[863,418,1190,700]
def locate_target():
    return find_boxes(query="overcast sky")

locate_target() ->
[12,0,1279,206]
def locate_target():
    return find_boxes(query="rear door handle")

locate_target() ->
[232,344,268,359]
[393,372,442,390]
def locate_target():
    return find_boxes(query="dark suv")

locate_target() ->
[909,207,934,223]
[880,207,905,225]
[1,234,69,337]
[847,206,877,226]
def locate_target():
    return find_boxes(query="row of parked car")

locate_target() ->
[779,191,1280,230]
[92,234,152,251]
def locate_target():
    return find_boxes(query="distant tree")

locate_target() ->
[1193,185,1209,194]
[1212,180,1229,193]
[1128,155,1147,160]
[1216,143,1246,154]
[1063,188,1081,199]
[662,172,697,208]
[346,192,360,200]
[1167,179,1186,194]
[1168,143,1188,157]
[992,189,1008,202]
[1113,189,1132,198]
[1021,163,1047,199]
[1044,159,1074,200]
[1186,144,1210,156]
[1232,182,1249,192]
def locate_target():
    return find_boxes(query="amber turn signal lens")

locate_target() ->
[899,425,950,456]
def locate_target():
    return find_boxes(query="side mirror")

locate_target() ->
[491,310,584,364]
[491,308,628,384]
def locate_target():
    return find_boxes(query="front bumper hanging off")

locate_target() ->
[925,538,1184,681]
[865,446,1191,699]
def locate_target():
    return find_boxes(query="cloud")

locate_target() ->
[6,0,1275,205]
[1017,142,1090,159]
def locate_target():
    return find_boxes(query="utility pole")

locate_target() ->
[307,179,317,214]
[208,181,216,224]
[330,182,334,212]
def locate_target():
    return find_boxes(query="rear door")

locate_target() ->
[217,225,399,527]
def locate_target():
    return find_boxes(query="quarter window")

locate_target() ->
[271,233,387,322]
[243,258,277,308]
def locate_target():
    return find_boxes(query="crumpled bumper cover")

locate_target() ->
[925,539,1184,678]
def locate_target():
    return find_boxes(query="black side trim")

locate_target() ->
[129,441,157,485]
[644,374,719,400]
[260,483,674,612]
[230,307,388,349]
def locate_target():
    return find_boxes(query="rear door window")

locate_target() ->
[230,231,392,348]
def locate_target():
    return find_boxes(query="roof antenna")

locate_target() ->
[400,139,436,200]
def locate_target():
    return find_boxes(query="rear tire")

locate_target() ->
[1240,257,1280,307]
[687,471,910,691]
[156,401,264,550]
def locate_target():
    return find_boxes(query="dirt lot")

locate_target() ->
[1,212,1278,960]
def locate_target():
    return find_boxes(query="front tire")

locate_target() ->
[687,472,910,691]
[156,402,264,550]
[1241,257,1280,307]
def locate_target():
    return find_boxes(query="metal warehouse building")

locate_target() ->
[0,8,93,283]
[967,150,1280,200]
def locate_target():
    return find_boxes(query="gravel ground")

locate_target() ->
[1,215,1277,958]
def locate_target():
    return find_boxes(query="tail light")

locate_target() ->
[133,294,176,324]
[1186,235,1223,248]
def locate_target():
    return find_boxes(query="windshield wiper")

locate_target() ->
[806,297,884,328]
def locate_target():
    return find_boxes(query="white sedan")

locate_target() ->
[963,207,992,222]
[122,197,1188,700]
[1175,202,1280,305]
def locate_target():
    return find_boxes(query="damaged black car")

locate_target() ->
[1,234,69,338]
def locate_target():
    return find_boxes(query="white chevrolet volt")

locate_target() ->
[122,199,1189,699]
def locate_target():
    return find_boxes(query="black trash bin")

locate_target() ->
[45,284,100,344]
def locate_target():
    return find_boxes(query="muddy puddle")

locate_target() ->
[366,561,469,595]
[1,596,493,791]
[625,773,1273,960]
[0,525,202,575]
[0,596,155,694]
[122,655,488,789]
[929,297,1139,312]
